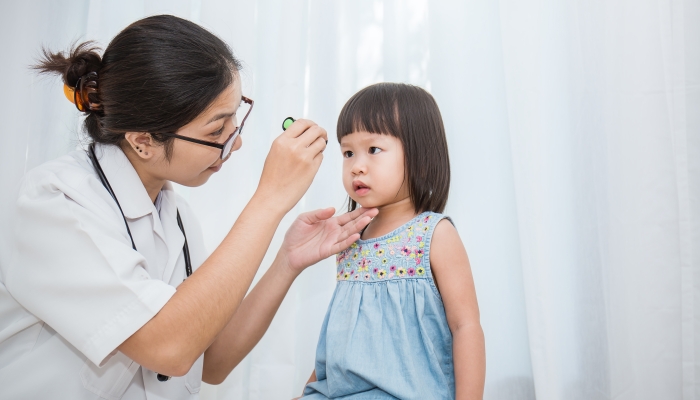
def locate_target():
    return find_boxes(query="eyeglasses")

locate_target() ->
[159,96,254,160]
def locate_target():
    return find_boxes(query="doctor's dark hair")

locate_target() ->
[337,83,451,214]
[33,15,241,157]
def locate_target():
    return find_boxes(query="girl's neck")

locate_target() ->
[361,197,417,240]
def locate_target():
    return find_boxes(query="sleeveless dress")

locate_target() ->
[303,212,455,399]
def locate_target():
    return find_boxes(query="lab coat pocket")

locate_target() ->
[79,352,140,400]
[184,354,204,394]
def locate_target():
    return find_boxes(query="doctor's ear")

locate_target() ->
[124,132,157,160]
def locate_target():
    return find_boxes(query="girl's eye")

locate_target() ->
[369,147,382,154]
[343,150,354,158]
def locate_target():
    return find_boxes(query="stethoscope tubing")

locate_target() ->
[88,144,191,382]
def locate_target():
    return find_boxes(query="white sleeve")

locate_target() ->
[6,170,176,367]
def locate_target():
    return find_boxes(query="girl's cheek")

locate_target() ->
[342,166,353,186]
[343,180,354,197]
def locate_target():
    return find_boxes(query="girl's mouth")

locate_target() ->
[353,181,370,196]
[208,164,222,172]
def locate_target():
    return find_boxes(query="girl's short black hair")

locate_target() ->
[337,83,450,214]
[34,15,241,158]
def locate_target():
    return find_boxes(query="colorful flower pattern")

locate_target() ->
[336,213,438,282]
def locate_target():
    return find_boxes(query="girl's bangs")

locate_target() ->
[337,88,400,140]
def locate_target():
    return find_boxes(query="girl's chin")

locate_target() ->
[350,193,386,208]
[353,198,378,209]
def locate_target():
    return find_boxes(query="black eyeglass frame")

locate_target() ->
[158,96,254,160]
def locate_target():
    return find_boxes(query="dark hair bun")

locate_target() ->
[31,15,241,156]
[34,41,102,88]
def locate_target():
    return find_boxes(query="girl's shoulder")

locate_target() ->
[413,211,453,230]
[427,212,468,279]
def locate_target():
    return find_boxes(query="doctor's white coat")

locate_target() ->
[0,144,208,400]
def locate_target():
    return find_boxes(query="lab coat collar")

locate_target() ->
[92,144,156,220]
[92,144,185,284]
[158,183,186,283]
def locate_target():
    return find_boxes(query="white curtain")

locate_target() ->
[1,0,697,399]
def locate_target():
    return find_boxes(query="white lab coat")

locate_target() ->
[0,144,208,399]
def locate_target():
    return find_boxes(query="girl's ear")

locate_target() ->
[124,132,156,160]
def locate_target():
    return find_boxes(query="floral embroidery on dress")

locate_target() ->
[335,212,440,282]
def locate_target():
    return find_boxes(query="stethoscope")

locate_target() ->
[88,144,191,382]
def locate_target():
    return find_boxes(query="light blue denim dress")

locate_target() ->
[303,212,455,399]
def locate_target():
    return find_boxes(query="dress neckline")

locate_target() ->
[358,212,429,244]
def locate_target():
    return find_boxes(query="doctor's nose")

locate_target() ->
[231,136,243,153]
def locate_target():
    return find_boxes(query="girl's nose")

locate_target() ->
[351,160,367,175]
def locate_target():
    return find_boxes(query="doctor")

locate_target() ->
[0,15,376,399]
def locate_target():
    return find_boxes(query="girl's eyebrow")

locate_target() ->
[340,142,356,148]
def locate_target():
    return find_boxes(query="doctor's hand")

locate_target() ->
[279,207,378,275]
[256,119,328,214]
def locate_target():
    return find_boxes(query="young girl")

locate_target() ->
[301,83,485,399]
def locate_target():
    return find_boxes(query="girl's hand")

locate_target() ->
[256,119,328,214]
[279,207,378,274]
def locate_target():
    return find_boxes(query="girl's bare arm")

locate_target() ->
[430,220,485,400]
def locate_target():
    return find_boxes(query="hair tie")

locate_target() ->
[63,71,102,112]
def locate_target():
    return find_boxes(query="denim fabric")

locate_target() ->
[304,212,455,399]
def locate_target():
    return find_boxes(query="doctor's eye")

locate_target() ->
[210,125,225,137]
[343,150,354,158]
[369,147,382,155]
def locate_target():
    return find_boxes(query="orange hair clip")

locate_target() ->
[63,72,99,112]
[63,83,89,112]
[63,84,78,106]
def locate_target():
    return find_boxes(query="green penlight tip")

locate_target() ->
[282,117,295,131]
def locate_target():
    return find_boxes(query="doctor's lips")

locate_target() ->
[353,180,370,196]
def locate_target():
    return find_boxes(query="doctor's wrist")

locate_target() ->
[249,189,290,220]
[272,251,302,281]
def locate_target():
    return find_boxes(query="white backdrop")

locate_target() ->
[1,0,698,399]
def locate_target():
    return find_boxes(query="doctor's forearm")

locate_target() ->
[118,192,287,376]
[202,252,298,384]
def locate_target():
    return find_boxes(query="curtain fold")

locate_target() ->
[0,1,697,399]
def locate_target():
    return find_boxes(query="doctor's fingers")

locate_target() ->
[336,207,379,227]
[338,213,374,239]
[331,233,363,256]
[295,124,328,148]
[282,118,317,139]
[284,119,328,146]
[308,136,327,160]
